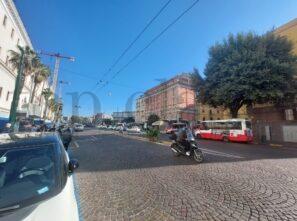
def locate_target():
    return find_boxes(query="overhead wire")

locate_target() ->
[95,0,200,92]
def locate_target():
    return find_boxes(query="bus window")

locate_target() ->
[201,122,208,130]
[231,122,242,130]
[245,121,252,129]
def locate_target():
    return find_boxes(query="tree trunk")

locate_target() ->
[230,109,238,118]
[39,81,45,105]
[43,101,48,120]
[30,82,37,103]
[229,104,241,118]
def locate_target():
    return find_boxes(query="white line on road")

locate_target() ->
[200,148,243,159]
[73,141,80,148]
[91,136,97,141]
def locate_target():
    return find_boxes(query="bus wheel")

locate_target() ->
[196,134,201,139]
[223,136,229,142]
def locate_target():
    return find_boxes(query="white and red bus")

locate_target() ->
[193,119,253,143]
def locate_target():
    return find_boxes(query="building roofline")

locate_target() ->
[145,73,192,94]
[3,0,33,48]
[274,18,297,35]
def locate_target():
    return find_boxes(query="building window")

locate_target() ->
[217,110,220,114]
[3,15,7,27]
[202,109,205,113]
[11,28,15,39]
[0,87,2,98]
[17,38,20,46]
[202,117,205,121]
[285,109,294,121]
[6,92,9,101]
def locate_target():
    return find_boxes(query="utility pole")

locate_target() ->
[58,80,70,102]
[9,49,25,131]
[39,51,75,94]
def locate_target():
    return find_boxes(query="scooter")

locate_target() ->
[170,129,204,163]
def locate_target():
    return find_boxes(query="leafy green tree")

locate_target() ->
[147,114,160,126]
[71,115,82,124]
[191,68,205,100]
[200,32,297,118]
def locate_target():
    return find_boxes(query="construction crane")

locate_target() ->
[39,51,75,94]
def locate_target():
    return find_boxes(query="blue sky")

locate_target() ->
[15,0,297,116]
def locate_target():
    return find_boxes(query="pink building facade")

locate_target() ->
[135,74,196,123]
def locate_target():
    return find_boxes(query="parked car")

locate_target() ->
[165,123,187,134]
[127,126,141,133]
[0,132,79,221]
[0,118,9,133]
[73,123,84,132]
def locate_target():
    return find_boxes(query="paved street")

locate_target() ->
[71,129,297,221]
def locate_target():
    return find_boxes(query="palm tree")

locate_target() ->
[30,64,51,103]
[49,98,62,122]
[9,46,38,98]
[41,88,53,119]
[8,46,37,124]
[9,45,37,76]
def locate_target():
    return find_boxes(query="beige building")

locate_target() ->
[135,95,146,123]
[135,74,196,123]
[0,0,50,119]
[196,103,248,121]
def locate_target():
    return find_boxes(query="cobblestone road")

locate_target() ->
[71,130,297,221]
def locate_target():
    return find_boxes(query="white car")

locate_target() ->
[127,126,141,133]
[73,123,84,132]
[0,132,80,221]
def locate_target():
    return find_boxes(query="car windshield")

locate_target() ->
[33,120,44,126]
[0,144,58,211]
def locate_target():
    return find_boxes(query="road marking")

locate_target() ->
[73,141,80,148]
[200,148,243,159]
[89,131,244,159]
[91,136,97,141]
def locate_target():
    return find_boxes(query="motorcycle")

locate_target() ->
[170,128,204,163]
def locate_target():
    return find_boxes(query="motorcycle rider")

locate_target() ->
[176,127,191,156]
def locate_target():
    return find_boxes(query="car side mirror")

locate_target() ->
[68,159,79,173]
